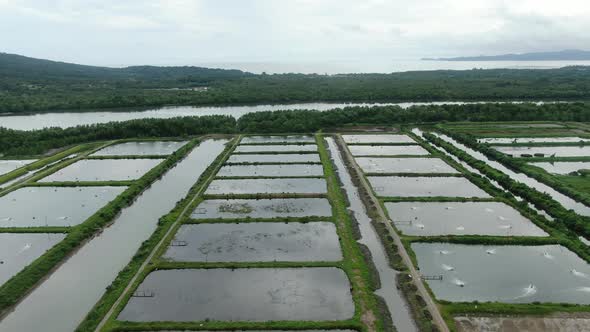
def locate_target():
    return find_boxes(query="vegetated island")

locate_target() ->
[422,49,590,61]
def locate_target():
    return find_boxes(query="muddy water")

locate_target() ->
[217,164,324,177]
[386,202,547,236]
[413,243,590,304]
[0,186,126,227]
[241,135,315,144]
[455,315,590,332]
[118,268,354,322]
[91,141,187,156]
[234,144,317,153]
[0,233,65,286]
[206,178,327,195]
[226,153,321,164]
[0,139,228,332]
[343,134,416,144]
[356,157,458,174]
[432,132,590,216]
[368,176,491,198]
[326,138,418,332]
[191,198,332,219]
[39,158,163,182]
[348,145,429,156]
[163,222,342,262]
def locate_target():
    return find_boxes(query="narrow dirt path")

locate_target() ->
[336,134,450,332]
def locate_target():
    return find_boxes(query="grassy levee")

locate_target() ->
[0,227,69,234]
[432,128,590,240]
[0,138,202,318]
[75,137,238,332]
[0,143,95,186]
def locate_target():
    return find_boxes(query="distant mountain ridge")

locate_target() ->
[0,52,252,82]
[423,49,590,61]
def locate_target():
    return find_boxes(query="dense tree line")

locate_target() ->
[2,52,590,113]
[2,103,590,156]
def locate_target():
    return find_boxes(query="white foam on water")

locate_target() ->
[456,226,465,231]
[486,248,497,255]
[499,225,512,229]
[442,264,455,271]
[543,252,554,259]
[438,250,451,255]
[578,287,590,292]
[485,208,494,213]
[515,284,537,299]
[453,278,465,287]
[571,269,589,279]
[18,243,32,254]
[416,223,425,229]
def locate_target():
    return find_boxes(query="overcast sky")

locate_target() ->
[1,0,589,69]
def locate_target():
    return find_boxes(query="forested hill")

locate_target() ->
[2,52,590,114]
[0,52,251,82]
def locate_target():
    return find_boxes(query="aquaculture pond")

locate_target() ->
[0,140,228,332]
[241,135,316,144]
[226,153,321,164]
[217,164,324,177]
[191,198,332,219]
[494,146,590,158]
[234,144,317,153]
[479,137,590,144]
[163,222,342,262]
[0,159,37,176]
[356,157,458,174]
[386,202,547,236]
[91,141,187,156]
[0,233,65,286]
[348,145,429,156]
[367,176,491,198]
[412,243,590,304]
[118,268,354,322]
[0,186,126,227]
[39,158,163,182]
[343,134,416,144]
[206,178,327,195]
[528,161,590,175]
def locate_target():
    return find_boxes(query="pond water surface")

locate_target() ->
[0,160,37,176]
[206,178,327,195]
[118,267,354,322]
[368,176,491,198]
[39,158,163,182]
[0,139,228,332]
[528,161,590,175]
[479,137,590,144]
[217,164,324,177]
[348,145,429,156]
[386,202,547,236]
[0,233,65,286]
[227,153,321,164]
[494,146,590,157]
[412,243,590,304]
[234,144,317,153]
[343,134,416,144]
[0,186,126,227]
[91,141,187,156]
[163,222,342,262]
[356,157,458,174]
[241,135,315,144]
[191,198,332,219]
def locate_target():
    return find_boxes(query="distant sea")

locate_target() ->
[191,60,590,74]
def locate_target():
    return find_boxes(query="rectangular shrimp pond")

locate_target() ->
[494,146,590,157]
[0,186,126,227]
[206,178,327,195]
[368,176,490,198]
[0,233,65,286]
[0,159,36,176]
[217,164,324,177]
[412,243,590,304]
[343,134,416,144]
[163,222,342,262]
[356,157,458,174]
[226,154,321,164]
[234,144,317,153]
[39,158,163,182]
[241,135,316,144]
[91,141,187,156]
[386,202,547,236]
[348,145,429,156]
[191,198,332,219]
[528,161,590,175]
[479,137,590,144]
[118,268,354,322]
